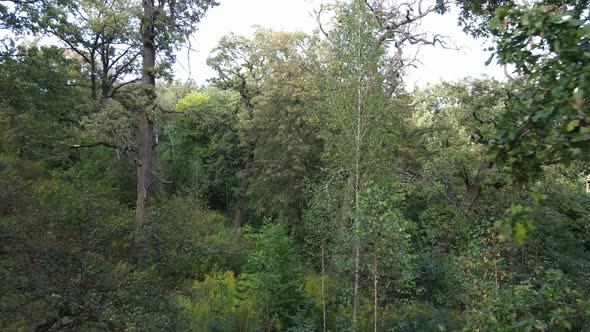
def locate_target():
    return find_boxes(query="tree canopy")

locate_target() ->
[0,0,588,330]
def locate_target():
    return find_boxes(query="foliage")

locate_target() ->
[17,0,142,99]
[1,0,589,330]
[149,190,238,282]
[177,271,259,331]
[389,301,464,331]
[158,87,243,209]
[488,3,590,183]
[0,153,135,330]
[465,268,590,331]
[207,28,323,226]
[81,98,135,148]
[0,45,89,163]
[244,222,313,330]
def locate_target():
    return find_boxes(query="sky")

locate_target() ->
[173,0,507,89]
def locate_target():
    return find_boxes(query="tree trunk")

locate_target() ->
[321,241,327,332]
[101,64,112,99]
[233,143,255,234]
[340,175,354,227]
[136,0,156,226]
[373,241,378,332]
[465,160,492,209]
[352,80,362,332]
[90,56,97,100]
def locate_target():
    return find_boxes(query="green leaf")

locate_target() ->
[485,54,495,66]
[489,17,501,30]
[571,126,590,142]
[553,39,560,52]
[566,119,580,132]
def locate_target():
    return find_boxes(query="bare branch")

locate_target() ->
[70,142,120,150]
[110,78,141,97]
[314,5,330,39]
[159,106,187,115]
[504,64,514,81]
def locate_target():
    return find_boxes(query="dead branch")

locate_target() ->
[70,142,120,150]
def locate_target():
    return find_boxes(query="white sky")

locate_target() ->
[173,0,506,89]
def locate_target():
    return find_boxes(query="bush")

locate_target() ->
[177,270,260,331]
[465,268,590,331]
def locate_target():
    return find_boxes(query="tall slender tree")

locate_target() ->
[318,0,451,329]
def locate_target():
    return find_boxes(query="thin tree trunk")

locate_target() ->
[465,160,492,209]
[341,175,354,226]
[321,242,327,332]
[136,0,156,226]
[373,242,378,332]
[352,79,362,332]
[233,143,255,234]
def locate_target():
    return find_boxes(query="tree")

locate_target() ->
[20,0,142,100]
[438,0,589,37]
[0,44,90,162]
[244,222,309,330]
[134,0,217,226]
[0,44,136,330]
[411,79,509,211]
[316,0,449,328]
[359,183,414,331]
[406,80,590,330]
[7,0,218,225]
[241,29,323,231]
[160,87,243,210]
[207,32,265,233]
[208,29,322,234]
[486,4,590,183]
[434,0,589,183]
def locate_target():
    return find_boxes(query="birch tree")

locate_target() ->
[318,0,450,329]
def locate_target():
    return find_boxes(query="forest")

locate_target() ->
[0,0,589,331]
